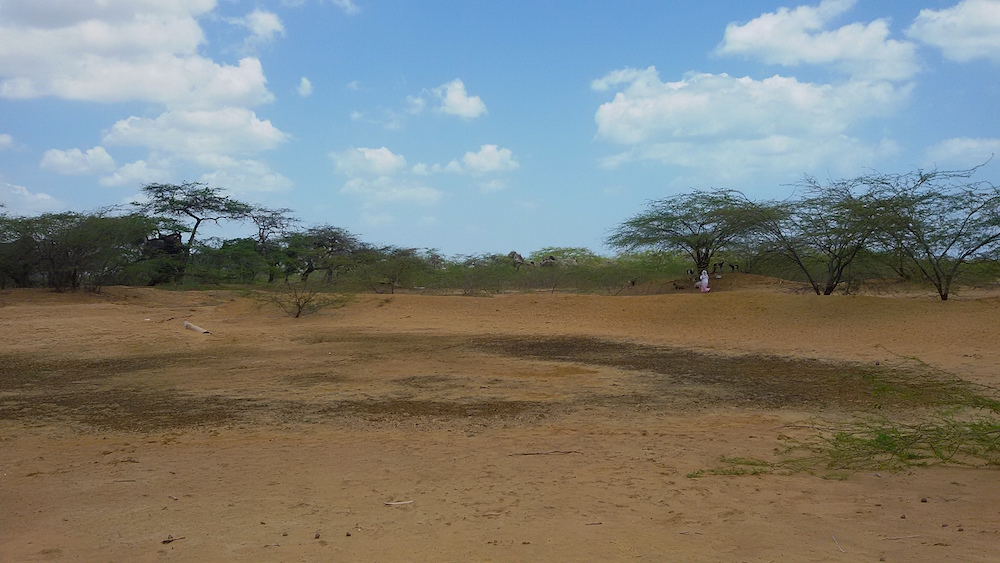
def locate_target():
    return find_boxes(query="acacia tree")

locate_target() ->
[607,189,755,272]
[249,206,296,282]
[281,225,362,283]
[135,182,253,248]
[750,177,881,295]
[868,165,1000,301]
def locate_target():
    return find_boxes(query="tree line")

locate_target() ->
[608,164,1000,300]
[2,165,999,300]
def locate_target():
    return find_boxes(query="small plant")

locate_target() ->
[257,283,348,318]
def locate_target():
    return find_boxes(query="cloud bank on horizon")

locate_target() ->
[0,0,997,254]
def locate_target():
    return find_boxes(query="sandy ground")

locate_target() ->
[2,276,1000,561]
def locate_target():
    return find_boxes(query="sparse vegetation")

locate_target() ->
[255,282,349,318]
[2,167,998,295]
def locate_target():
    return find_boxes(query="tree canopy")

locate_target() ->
[606,189,756,272]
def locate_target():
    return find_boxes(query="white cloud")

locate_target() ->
[0,182,63,214]
[592,66,908,184]
[0,1,272,109]
[593,67,908,145]
[591,68,648,92]
[103,107,289,158]
[601,135,899,183]
[99,159,170,187]
[412,145,519,176]
[409,79,487,119]
[331,146,407,176]
[462,145,519,175]
[341,176,442,206]
[907,0,1000,62]
[40,146,116,175]
[231,9,285,49]
[925,137,1000,167]
[0,0,216,28]
[298,77,313,97]
[332,0,361,15]
[199,159,293,194]
[716,0,919,81]
[433,79,487,118]
[0,133,13,150]
[331,146,446,207]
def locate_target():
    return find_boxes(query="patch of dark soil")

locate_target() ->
[0,351,551,431]
[472,336,989,411]
[0,353,202,391]
[394,375,455,389]
[0,387,259,432]
[307,398,547,421]
[281,371,347,386]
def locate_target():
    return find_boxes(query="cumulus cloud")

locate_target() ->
[411,145,519,176]
[591,65,907,184]
[716,0,919,81]
[231,9,285,51]
[0,181,63,214]
[433,79,487,118]
[103,107,289,158]
[331,146,445,207]
[331,146,407,176]
[593,67,907,145]
[924,137,1000,167]
[199,159,293,194]
[0,1,272,109]
[462,145,519,175]
[0,1,294,199]
[98,159,170,187]
[298,77,313,97]
[408,79,487,119]
[907,0,1000,62]
[40,146,116,175]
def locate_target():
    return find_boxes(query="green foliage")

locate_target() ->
[868,164,1000,300]
[0,211,159,291]
[347,245,432,294]
[750,177,882,295]
[135,182,253,248]
[607,189,757,272]
[186,238,268,285]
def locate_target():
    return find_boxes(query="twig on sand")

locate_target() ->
[832,535,844,553]
[585,522,602,526]
[883,535,921,540]
[509,450,583,456]
[161,535,185,544]
[385,500,414,506]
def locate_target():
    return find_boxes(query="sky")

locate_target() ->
[1,0,999,256]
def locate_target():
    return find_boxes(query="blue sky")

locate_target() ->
[1,0,998,256]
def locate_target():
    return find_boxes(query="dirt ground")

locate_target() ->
[2,276,1000,561]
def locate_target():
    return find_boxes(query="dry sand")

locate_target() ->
[2,277,999,561]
